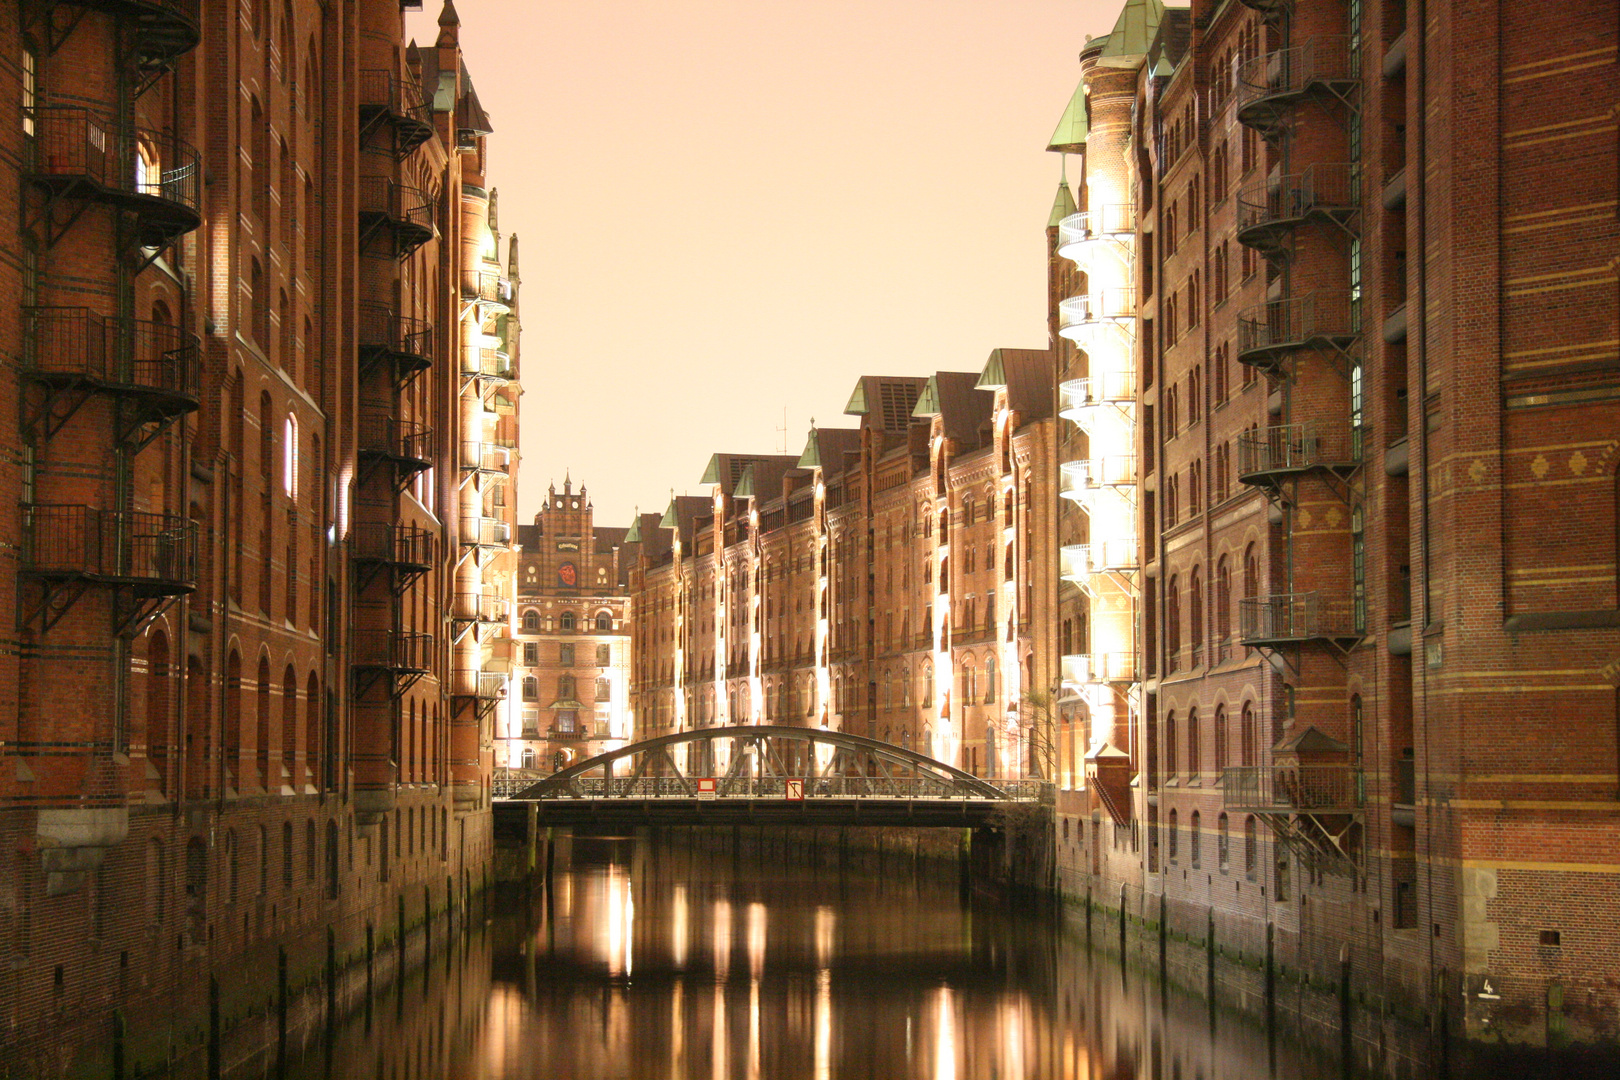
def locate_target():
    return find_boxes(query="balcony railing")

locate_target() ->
[358,411,433,466]
[461,347,513,380]
[461,516,511,549]
[1057,289,1137,341]
[23,504,197,589]
[1236,290,1361,368]
[1062,652,1137,686]
[351,629,433,672]
[460,441,513,476]
[454,591,510,624]
[1237,421,1363,483]
[1222,765,1363,813]
[464,270,513,309]
[357,301,433,369]
[452,669,507,700]
[1059,371,1136,431]
[24,306,200,407]
[1060,456,1137,502]
[1056,205,1135,262]
[358,177,435,256]
[1239,592,1359,645]
[27,106,201,241]
[1236,163,1360,252]
[350,523,434,568]
[357,69,433,153]
[1235,38,1358,135]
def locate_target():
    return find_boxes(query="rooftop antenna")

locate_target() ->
[776,405,788,455]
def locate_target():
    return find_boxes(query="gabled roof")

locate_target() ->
[1274,725,1351,754]
[912,371,994,447]
[1048,178,1078,227]
[796,426,861,476]
[844,375,927,435]
[623,510,672,564]
[977,348,1054,421]
[700,453,799,496]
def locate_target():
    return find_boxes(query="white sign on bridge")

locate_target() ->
[696,778,717,800]
[785,778,804,800]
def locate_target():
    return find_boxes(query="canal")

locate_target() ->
[260,830,1348,1080]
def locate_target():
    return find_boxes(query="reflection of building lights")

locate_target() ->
[814,968,832,1080]
[747,901,766,981]
[712,899,731,979]
[814,905,835,968]
[934,986,957,1080]
[672,885,688,969]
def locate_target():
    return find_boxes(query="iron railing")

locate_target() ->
[1062,652,1136,686]
[461,348,513,379]
[460,441,512,474]
[1235,37,1358,115]
[1237,421,1362,479]
[350,522,433,567]
[357,69,431,122]
[1060,456,1137,500]
[357,177,434,233]
[1237,290,1361,359]
[453,591,509,623]
[23,504,197,586]
[1239,592,1357,643]
[358,411,432,463]
[24,306,200,400]
[1221,765,1363,812]
[1056,205,1136,249]
[1058,289,1137,335]
[452,669,506,699]
[351,629,433,670]
[460,516,511,548]
[496,775,1046,802]
[1236,162,1360,237]
[27,106,201,217]
[357,301,433,361]
[463,270,512,308]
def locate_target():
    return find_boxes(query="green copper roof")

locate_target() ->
[1046,78,1089,153]
[658,500,678,529]
[625,509,642,543]
[699,454,723,485]
[1098,0,1164,65]
[796,428,820,469]
[1048,178,1077,228]
[976,350,1008,391]
[912,376,942,418]
[844,380,869,416]
[734,464,757,499]
[1151,55,1175,79]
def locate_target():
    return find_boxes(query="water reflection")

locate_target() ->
[266,833,1346,1080]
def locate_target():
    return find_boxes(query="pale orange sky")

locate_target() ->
[409,1,1119,528]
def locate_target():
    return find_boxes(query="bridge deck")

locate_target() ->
[496,796,1023,829]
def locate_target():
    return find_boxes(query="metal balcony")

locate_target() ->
[1062,652,1137,688]
[1056,205,1135,265]
[24,503,197,593]
[1057,289,1137,343]
[1239,592,1361,648]
[352,628,433,672]
[1237,421,1363,488]
[461,516,512,550]
[26,107,201,248]
[1058,371,1136,433]
[357,412,433,487]
[1236,291,1360,370]
[1236,38,1360,137]
[358,177,435,259]
[460,346,514,382]
[23,306,201,442]
[358,302,433,383]
[453,591,510,625]
[1235,163,1360,255]
[37,1,201,77]
[350,522,434,595]
[463,270,512,312]
[460,441,513,480]
[1060,456,1137,503]
[1222,765,1363,815]
[357,69,434,157]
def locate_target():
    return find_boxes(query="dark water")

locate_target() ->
[273,833,1348,1080]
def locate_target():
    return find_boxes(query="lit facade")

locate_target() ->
[1050,0,1620,1062]
[629,360,1059,781]
[0,1,517,1071]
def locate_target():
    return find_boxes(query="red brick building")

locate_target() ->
[1050,0,1620,1063]
[629,357,1061,783]
[0,1,518,1072]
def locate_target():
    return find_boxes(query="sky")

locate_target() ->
[408,1,1119,528]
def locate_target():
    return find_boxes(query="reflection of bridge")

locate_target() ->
[494,725,1046,828]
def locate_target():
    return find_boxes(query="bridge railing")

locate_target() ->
[495,773,1046,801]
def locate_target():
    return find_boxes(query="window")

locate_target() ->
[1218,813,1230,871]
[983,655,997,704]
[521,677,538,702]
[1168,809,1179,860]
[523,642,539,665]
[560,611,576,631]
[596,644,610,666]
[1188,708,1201,781]
[922,662,934,707]
[557,674,575,698]
[1165,711,1178,777]
[596,677,610,701]
[522,609,539,631]
[596,611,612,631]
[559,643,574,666]
[283,414,298,497]
[1191,810,1202,867]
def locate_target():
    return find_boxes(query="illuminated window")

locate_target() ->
[282,414,298,498]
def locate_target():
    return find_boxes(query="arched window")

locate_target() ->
[1191,810,1202,867]
[1166,574,1182,669]
[1188,707,1201,781]
[1243,543,1259,601]
[560,610,576,631]
[1218,812,1230,870]
[1165,711,1178,777]
[1168,809,1179,860]
[961,658,977,705]
[595,678,610,701]
[1245,816,1258,879]
[557,674,575,699]
[1214,704,1228,774]
[983,655,997,704]
[1241,701,1257,766]
[283,414,298,497]
[1216,555,1232,647]
[595,611,612,631]
[922,662,934,708]
[1190,565,1204,661]
[282,663,297,781]
[147,630,172,795]
[255,654,271,790]
[521,677,538,702]
[521,609,539,631]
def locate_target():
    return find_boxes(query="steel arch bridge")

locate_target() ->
[496,725,1044,828]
